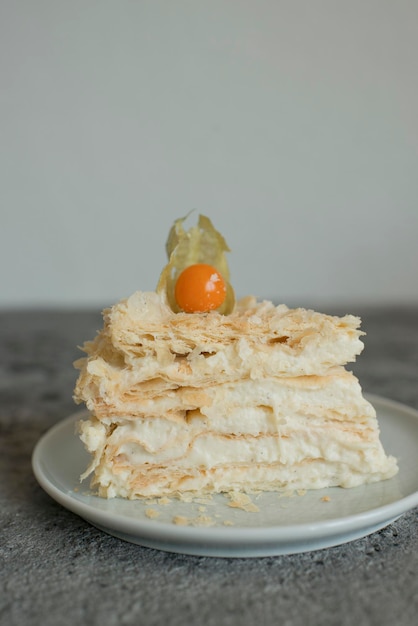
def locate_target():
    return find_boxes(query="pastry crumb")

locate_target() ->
[297,489,307,496]
[172,515,190,526]
[198,505,206,513]
[157,496,171,505]
[178,493,194,503]
[223,520,234,526]
[145,507,160,519]
[321,496,331,502]
[278,489,295,499]
[226,492,260,513]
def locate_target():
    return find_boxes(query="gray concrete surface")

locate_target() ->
[1,307,417,626]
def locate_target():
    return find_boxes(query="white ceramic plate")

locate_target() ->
[32,394,418,558]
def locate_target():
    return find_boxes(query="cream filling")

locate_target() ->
[79,409,387,478]
[79,373,383,480]
[90,443,398,499]
[81,372,376,424]
[79,410,398,498]
[114,428,387,470]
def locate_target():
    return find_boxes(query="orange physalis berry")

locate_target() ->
[174,264,227,313]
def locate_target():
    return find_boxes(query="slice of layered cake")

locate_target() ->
[73,215,397,499]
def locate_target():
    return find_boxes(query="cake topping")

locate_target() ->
[157,213,235,314]
[174,263,227,313]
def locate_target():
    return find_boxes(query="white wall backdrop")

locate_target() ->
[1,0,418,308]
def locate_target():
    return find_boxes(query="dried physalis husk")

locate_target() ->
[156,213,235,314]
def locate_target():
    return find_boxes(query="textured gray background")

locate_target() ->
[1,307,417,625]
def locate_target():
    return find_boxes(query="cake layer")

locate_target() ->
[78,371,397,498]
[80,413,392,475]
[78,369,374,422]
[102,293,364,365]
[74,292,366,410]
[79,419,398,498]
